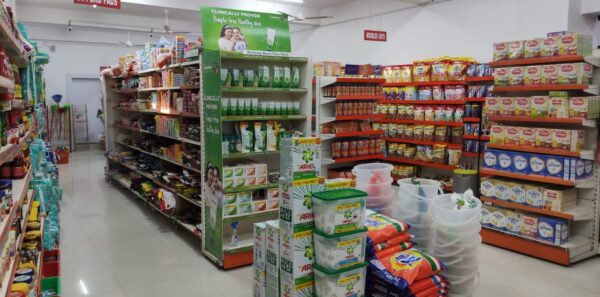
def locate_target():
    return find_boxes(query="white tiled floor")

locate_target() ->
[60,150,600,297]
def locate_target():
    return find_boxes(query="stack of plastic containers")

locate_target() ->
[392,178,443,253]
[312,189,368,297]
[353,163,394,216]
[430,193,482,297]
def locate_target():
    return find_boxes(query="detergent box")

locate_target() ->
[279,278,315,297]
[266,221,280,297]
[279,177,325,231]
[279,221,315,286]
[280,137,321,181]
[254,222,267,297]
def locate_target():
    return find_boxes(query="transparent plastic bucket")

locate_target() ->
[365,192,395,209]
[431,193,482,224]
[433,227,482,245]
[352,163,393,184]
[445,271,479,296]
[356,181,393,197]
[397,178,443,199]
[430,206,482,233]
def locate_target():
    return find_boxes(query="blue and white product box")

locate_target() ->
[545,155,570,180]
[537,217,569,245]
[528,154,547,176]
[512,152,530,174]
[510,183,527,205]
[585,160,594,179]
[497,151,513,172]
[483,150,499,169]
[570,158,593,181]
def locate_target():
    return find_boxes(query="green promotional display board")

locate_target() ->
[200,6,291,56]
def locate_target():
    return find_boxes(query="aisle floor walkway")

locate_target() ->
[60,150,600,297]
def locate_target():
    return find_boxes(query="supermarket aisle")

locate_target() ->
[58,150,600,297]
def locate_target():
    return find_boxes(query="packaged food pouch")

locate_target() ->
[431,60,449,81]
[369,249,444,287]
[432,86,444,100]
[424,107,435,121]
[448,59,468,81]
[413,125,424,140]
[364,211,410,244]
[413,62,431,82]
[400,65,413,82]
[508,41,525,59]
[414,106,425,121]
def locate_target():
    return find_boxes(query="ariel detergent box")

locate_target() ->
[279,221,315,296]
[279,177,325,231]
[266,221,281,297]
[254,222,267,297]
[280,137,321,181]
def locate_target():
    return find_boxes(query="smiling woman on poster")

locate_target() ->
[232,27,248,52]
[218,25,234,51]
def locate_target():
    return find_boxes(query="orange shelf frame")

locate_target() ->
[463,135,489,141]
[378,100,465,105]
[479,168,574,186]
[465,76,494,82]
[486,143,581,157]
[336,78,386,84]
[333,130,385,138]
[481,227,569,265]
[223,251,253,270]
[379,119,464,126]
[462,151,482,157]
[383,137,462,149]
[488,55,584,68]
[382,81,465,87]
[382,156,459,170]
[336,115,383,121]
[465,97,487,102]
[463,117,481,123]
[488,115,587,125]
[334,154,384,163]
[480,196,574,220]
[494,84,591,92]
[335,94,385,100]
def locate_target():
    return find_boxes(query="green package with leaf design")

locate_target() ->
[280,137,321,181]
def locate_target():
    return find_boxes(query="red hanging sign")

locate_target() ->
[364,30,387,42]
[74,0,121,9]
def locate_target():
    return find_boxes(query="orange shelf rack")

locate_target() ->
[379,119,464,127]
[479,168,574,186]
[334,154,384,163]
[494,84,592,92]
[383,137,462,149]
[480,227,570,265]
[486,143,581,157]
[465,76,494,82]
[463,117,481,123]
[336,114,383,121]
[336,78,386,84]
[462,151,482,157]
[382,81,465,87]
[382,156,459,170]
[487,115,590,125]
[488,55,585,68]
[480,196,574,220]
[378,100,465,105]
[335,94,385,100]
[332,130,385,138]
[464,97,486,102]
[463,135,489,141]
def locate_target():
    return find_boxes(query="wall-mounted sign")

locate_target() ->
[200,6,291,56]
[364,30,387,42]
[74,0,121,9]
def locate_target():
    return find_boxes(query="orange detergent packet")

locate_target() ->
[373,232,412,253]
[369,249,445,287]
[411,275,448,295]
[365,211,410,245]
[375,241,415,259]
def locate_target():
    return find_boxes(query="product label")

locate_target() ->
[514,155,528,171]
[333,202,363,233]
[499,153,512,169]
[529,156,545,173]
[546,158,563,175]
[538,221,554,238]
[484,151,498,168]
[334,238,363,268]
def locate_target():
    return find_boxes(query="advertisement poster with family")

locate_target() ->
[200,7,291,56]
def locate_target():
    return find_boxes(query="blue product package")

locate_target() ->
[512,152,529,174]
[497,151,513,172]
[584,160,594,179]
[528,154,547,176]
[344,64,360,75]
[545,155,570,179]
[572,158,587,181]
[537,217,569,245]
[483,150,498,169]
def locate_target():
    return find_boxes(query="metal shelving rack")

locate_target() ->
[101,58,203,241]
[200,51,312,269]
[480,54,600,265]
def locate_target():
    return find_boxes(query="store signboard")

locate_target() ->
[364,30,387,42]
[74,0,121,9]
[200,6,291,56]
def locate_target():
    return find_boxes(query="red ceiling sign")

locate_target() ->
[74,0,121,9]
[364,30,387,42]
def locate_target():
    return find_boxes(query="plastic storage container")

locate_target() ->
[314,262,367,297]
[313,189,367,235]
[352,163,393,184]
[314,228,367,271]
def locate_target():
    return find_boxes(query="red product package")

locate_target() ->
[374,241,415,259]
[410,275,448,295]
[365,212,410,244]
[373,232,412,252]
[370,249,445,286]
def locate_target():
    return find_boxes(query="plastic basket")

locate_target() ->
[41,277,61,296]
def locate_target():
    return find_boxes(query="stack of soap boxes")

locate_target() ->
[278,137,323,297]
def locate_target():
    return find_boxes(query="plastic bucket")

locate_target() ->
[365,192,395,209]
[431,193,481,224]
[356,181,393,197]
[352,163,393,184]
[397,178,443,199]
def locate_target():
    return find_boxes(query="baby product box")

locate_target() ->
[280,137,321,181]
[479,177,496,198]
[545,155,570,179]
[506,210,521,234]
[279,221,315,285]
[495,180,511,201]
[510,182,527,205]
[528,154,547,176]
[481,205,494,227]
[280,278,315,297]
[512,152,530,174]
[489,125,505,145]
[266,221,280,297]
[279,177,325,231]
[525,185,544,208]
[254,223,267,297]
[490,207,507,231]
[570,158,594,182]
[537,217,569,245]
[504,126,520,145]
[497,151,514,172]
[483,150,499,170]
[520,214,538,239]
[543,188,576,211]
[524,39,541,58]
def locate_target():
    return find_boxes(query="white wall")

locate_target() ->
[291,0,571,64]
